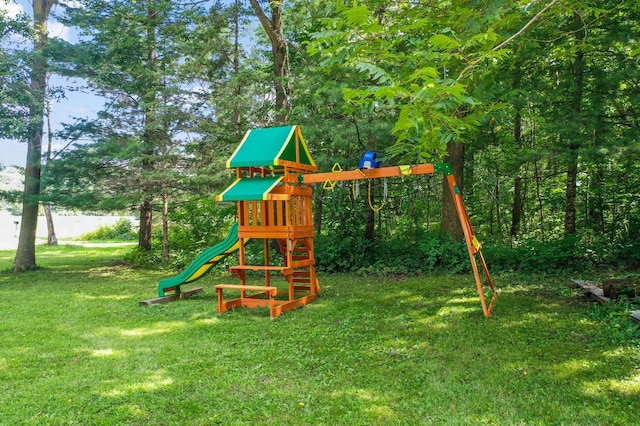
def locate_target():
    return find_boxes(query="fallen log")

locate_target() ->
[571,279,609,305]
[572,279,640,324]
[602,278,639,299]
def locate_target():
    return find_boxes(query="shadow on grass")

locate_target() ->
[1,249,639,424]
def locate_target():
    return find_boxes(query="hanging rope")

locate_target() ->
[368,178,387,212]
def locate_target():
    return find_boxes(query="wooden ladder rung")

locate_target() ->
[290,259,314,268]
[230,265,293,272]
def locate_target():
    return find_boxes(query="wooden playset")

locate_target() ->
[145,125,498,318]
[214,125,320,318]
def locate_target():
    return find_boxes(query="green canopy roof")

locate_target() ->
[216,176,284,202]
[226,125,316,170]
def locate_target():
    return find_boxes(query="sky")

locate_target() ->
[0,0,104,167]
[1,0,255,168]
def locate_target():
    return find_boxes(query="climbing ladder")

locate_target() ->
[279,237,320,295]
[215,236,319,319]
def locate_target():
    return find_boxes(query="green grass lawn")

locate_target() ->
[1,246,639,425]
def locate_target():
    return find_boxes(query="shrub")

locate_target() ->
[315,229,469,276]
[76,218,136,241]
[167,198,236,252]
[482,236,592,274]
[315,232,371,273]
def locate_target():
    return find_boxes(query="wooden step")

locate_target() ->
[230,265,291,271]
[230,265,294,276]
[290,259,315,268]
[214,284,278,294]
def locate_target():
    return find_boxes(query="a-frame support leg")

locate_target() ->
[447,173,498,317]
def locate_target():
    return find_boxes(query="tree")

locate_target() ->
[249,0,290,123]
[55,0,207,251]
[12,0,57,272]
[43,91,58,245]
[308,0,520,239]
[0,5,32,140]
[516,0,640,240]
[49,0,243,259]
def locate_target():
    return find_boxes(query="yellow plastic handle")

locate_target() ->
[323,180,337,190]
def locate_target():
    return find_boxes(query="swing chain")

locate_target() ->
[368,178,387,212]
[352,180,360,199]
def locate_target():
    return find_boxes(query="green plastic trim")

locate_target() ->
[434,163,453,175]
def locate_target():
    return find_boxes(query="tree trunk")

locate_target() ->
[12,0,56,272]
[232,0,243,139]
[511,174,523,238]
[161,191,169,261]
[510,110,524,238]
[137,0,159,251]
[534,160,545,237]
[139,198,153,250]
[564,159,578,235]
[440,140,464,240]
[587,83,607,235]
[44,87,57,245]
[249,0,290,124]
[510,55,525,239]
[564,13,586,236]
[44,204,57,245]
[13,141,41,271]
[494,175,502,235]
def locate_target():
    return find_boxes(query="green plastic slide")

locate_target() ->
[157,222,242,297]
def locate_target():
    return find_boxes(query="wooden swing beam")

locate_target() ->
[300,163,437,184]
[301,162,498,318]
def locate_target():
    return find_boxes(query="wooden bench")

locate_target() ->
[215,284,280,318]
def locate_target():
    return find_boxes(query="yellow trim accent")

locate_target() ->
[472,236,482,250]
[399,165,412,175]
[216,178,242,201]
[273,126,297,167]
[263,176,284,199]
[188,265,210,282]
[217,177,283,202]
[295,126,317,169]
[225,129,252,168]
[184,238,245,283]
